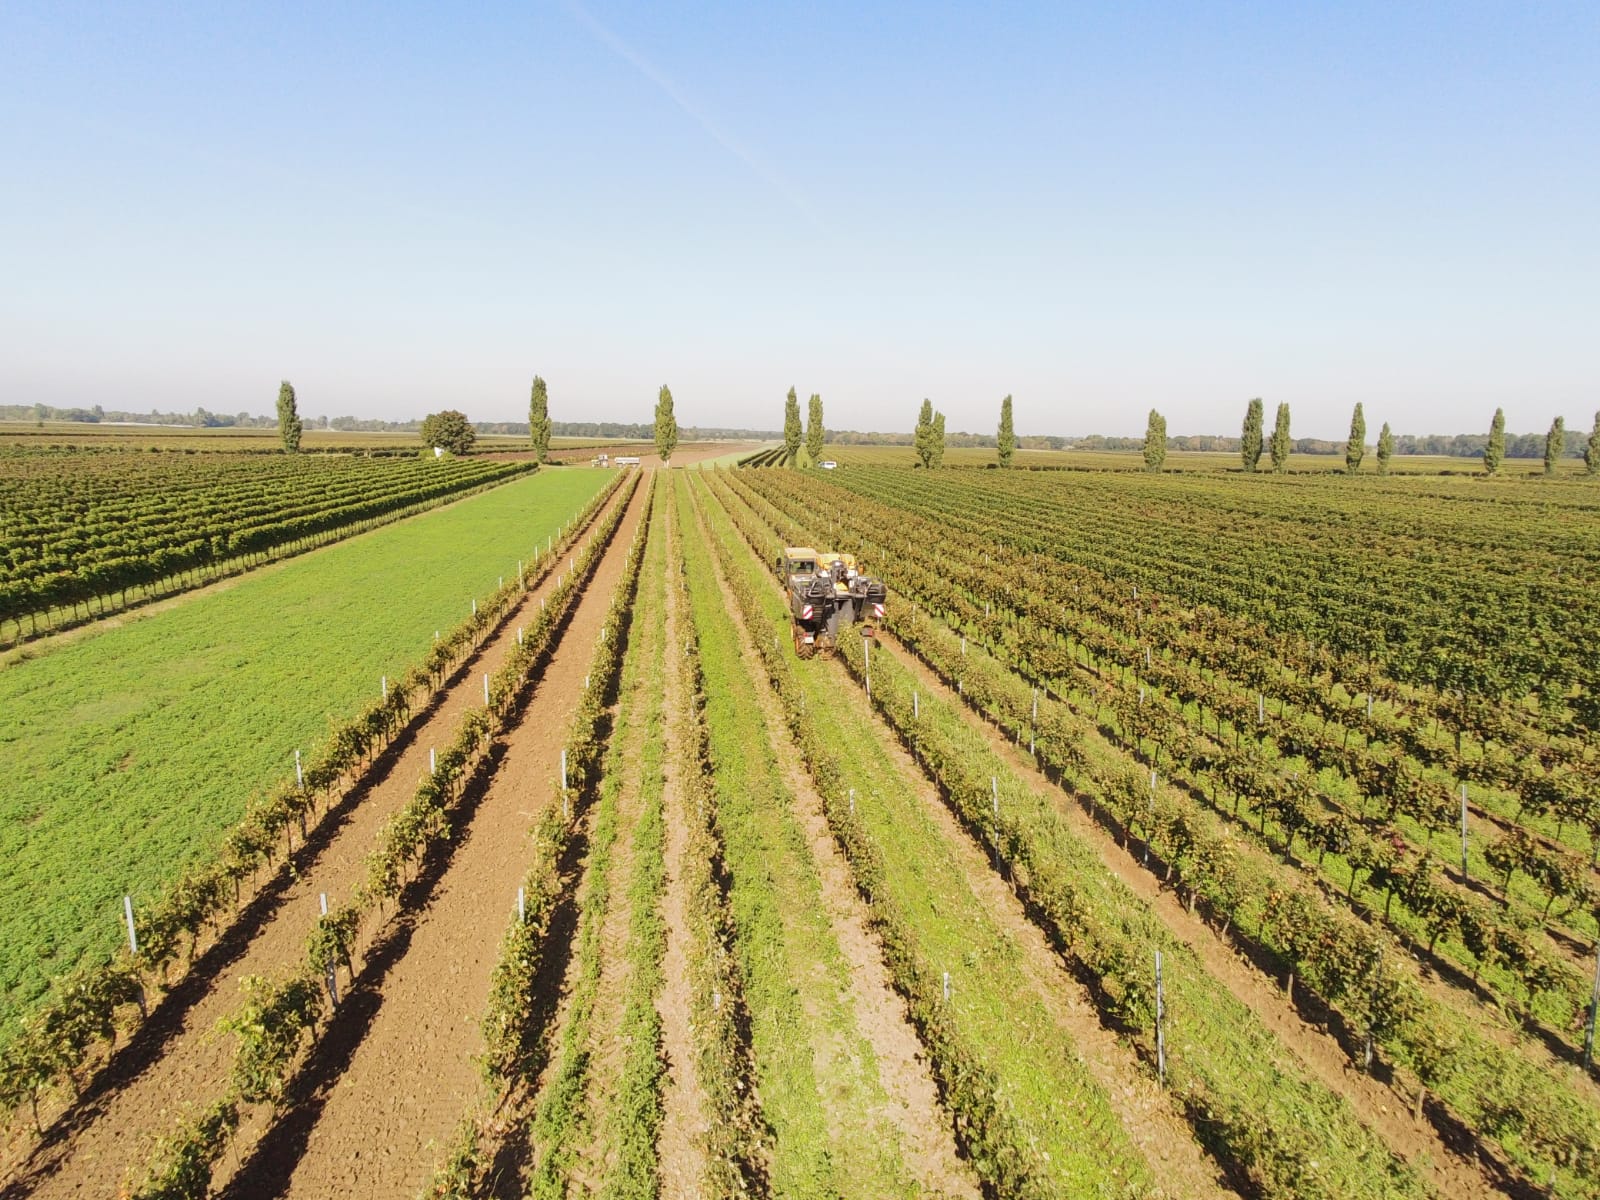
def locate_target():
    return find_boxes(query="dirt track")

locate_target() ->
[1,479,635,1199]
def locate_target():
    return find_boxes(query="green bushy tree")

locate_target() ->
[914,399,936,468]
[420,409,475,455]
[1270,402,1292,473]
[1346,403,1366,473]
[1545,416,1565,476]
[783,388,802,465]
[655,385,677,464]
[276,381,302,452]
[1484,408,1505,475]
[528,376,551,464]
[1143,409,1167,472]
[998,395,1015,467]
[1241,398,1264,471]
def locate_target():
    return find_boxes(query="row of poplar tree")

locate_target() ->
[1141,401,1600,476]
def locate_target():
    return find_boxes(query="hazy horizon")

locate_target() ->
[3,2,1595,441]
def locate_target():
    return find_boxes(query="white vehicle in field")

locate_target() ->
[614,455,641,466]
[819,460,838,470]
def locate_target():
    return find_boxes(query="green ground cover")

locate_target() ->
[0,468,610,1021]
[677,475,923,1199]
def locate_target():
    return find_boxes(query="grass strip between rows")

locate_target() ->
[686,472,1154,1199]
[677,478,923,1199]
[666,475,770,1198]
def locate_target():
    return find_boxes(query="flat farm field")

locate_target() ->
[0,468,608,1019]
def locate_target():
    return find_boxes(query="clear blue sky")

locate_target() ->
[2,1,1595,438]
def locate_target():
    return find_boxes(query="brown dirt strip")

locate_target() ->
[652,516,712,1199]
[696,506,981,1200]
[1,481,633,1199]
[876,628,1506,1200]
[566,498,670,1189]
[210,478,649,1199]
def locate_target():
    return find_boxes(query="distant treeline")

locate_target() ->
[473,420,781,440]
[1,403,1584,457]
[1076,432,1591,458]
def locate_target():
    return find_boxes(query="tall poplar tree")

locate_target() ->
[1484,408,1506,475]
[1241,398,1264,471]
[914,399,936,468]
[528,376,551,464]
[783,387,802,465]
[1143,409,1167,472]
[997,395,1016,467]
[1586,411,1600,477]
[806,393,825,463]
[654,385,678,464]
[276,381,302,452]
[1269,402,1292,473]
[1544,416,1565,476]
[931,410,947,468]
[1376,422,1393,475]
[1345,403,1366,473]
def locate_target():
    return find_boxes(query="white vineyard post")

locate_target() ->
[123,895,138,955]
[483,673,490,705]
[913,691,919,720]
[849,787,856,815]
[1258,692,1265,724]
[1155,950,1166,1087]
[472,597,477,615]
[124,895,148,1017]
[1364,950,1383,1072]
[517,626,523,646]
[1144,771,1155,867]
[1459,784,1469,877]
[499,576,503,590]
[561,749,569,820]
[961,635,966,656]
[430,747,436,775]
[294,749,303,788]
[943,971,951,1002]
[1584,947,1600,1070]
[517,886,526,923]
[319,893,339,1006]
[1366,694,1373,719]
[381,675,387,700]
[992,776,999,820]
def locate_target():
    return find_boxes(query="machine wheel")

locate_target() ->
[793,622,816,660]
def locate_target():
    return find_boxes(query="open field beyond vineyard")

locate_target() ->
[2,452,1598,1200]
